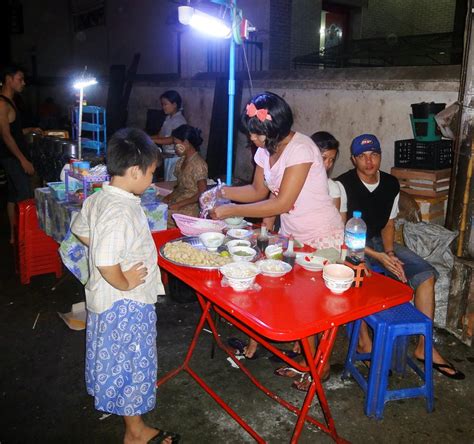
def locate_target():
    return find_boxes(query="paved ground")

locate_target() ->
[1,210,473,444]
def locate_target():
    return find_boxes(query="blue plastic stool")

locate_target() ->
[343,303,434,419]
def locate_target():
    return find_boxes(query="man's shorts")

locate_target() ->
[366,236,438,290]
[0,157,32,203]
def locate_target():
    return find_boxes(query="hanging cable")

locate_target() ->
[241,41,254,97]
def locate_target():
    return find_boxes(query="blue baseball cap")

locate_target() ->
[351,134,381,156]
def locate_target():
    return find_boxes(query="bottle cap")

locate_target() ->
[353,210,362,218]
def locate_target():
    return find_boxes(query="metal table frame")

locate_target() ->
[155,229,412,442]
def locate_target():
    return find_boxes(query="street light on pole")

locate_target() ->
[73,72,97,160]
[178,1,255,185]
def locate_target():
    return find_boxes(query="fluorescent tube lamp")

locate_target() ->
[73,78,97,89]
[177,2,256,184]
[72,73,97,160]
[178,6,231,38]
[178,5,194,25]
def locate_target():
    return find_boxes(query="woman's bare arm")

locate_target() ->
[212,163,312,219]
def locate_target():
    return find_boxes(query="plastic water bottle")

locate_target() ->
[345,211,367,261]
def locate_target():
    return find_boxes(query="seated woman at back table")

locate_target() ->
[210,92,343,385]
[162,124,208,228]
[151,90,187,181]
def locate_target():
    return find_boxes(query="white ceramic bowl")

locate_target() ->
[323,263,355,280]
[199,232,225,251]
[225,216,244,226]
[229,246,257,262]
[296,254,329,272]
[220,262,259,292]
[323,277,353,294]
[226,239,251,249]
[323,264,354,294]
[227,228,253,239]
[258,259,292,277]
[265,244,283,260]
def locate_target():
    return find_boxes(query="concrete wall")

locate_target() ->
[71,66,461,181]
[26,67,459,182]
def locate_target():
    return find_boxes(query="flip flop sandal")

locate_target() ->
[291,373,313,392]
[269,349,301,363]
[148,429,181,443]
[273,366,306,379]
[417,358,465,380]
[291,371,331,392]
[227,337,259,360]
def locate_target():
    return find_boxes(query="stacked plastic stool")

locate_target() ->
[16,199,63,284]
[343,303,434,419]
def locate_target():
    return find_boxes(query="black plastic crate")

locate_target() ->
[394,139,452,170]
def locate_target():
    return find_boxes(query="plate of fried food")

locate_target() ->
[160,237,232,269]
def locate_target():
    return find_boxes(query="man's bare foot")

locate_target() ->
[414,346,459,377]
[274,366,305,379]
[244,342,258,359]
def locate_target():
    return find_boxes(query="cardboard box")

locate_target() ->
[414,195,448,225]
[391,167,451,198]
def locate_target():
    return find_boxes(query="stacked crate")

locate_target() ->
[15,199,63,284]
[391,168,450,225]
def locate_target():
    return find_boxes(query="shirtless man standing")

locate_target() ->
[0,64,41,243]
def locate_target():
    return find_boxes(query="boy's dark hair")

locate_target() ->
[106,128,161,176]
[311,131,339,156]
[0,64,26,84]
[241,91,293,154]
[171,124,203,151]
[160,90,182,110]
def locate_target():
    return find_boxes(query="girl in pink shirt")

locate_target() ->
[211,93,343,373]
[211,92,343,249]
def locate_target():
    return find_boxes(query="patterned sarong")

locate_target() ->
[85,299,157,416]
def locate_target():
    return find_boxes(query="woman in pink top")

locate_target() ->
[211,93,343,381]
[211,92,343,248]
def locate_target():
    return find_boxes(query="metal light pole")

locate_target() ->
[73,75,97,161]
[178,0,254,185]
[78,87,84,160]
[226,34,236,185]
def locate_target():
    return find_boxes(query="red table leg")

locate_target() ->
[158,292,348,443]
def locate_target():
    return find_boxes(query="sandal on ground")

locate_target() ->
[291,371,330,392]
[273,366,306,379]
[148,429,181,444]
[227,337,259,360]
[417,358,465,380]
[269,349,301,363]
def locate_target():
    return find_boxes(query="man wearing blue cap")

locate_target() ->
[336,134,464,380]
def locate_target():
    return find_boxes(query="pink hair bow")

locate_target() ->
[246,103,272,122]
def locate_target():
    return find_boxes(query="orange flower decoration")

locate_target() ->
[246,103,272,122]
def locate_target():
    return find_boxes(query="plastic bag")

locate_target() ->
[199,179,230,218]
[403,222,458,327]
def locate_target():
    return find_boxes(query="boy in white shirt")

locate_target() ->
[72,128,180,443]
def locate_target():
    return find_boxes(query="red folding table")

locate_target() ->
[155,230,412,443]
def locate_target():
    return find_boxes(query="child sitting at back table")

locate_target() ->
[72,128,180,444]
